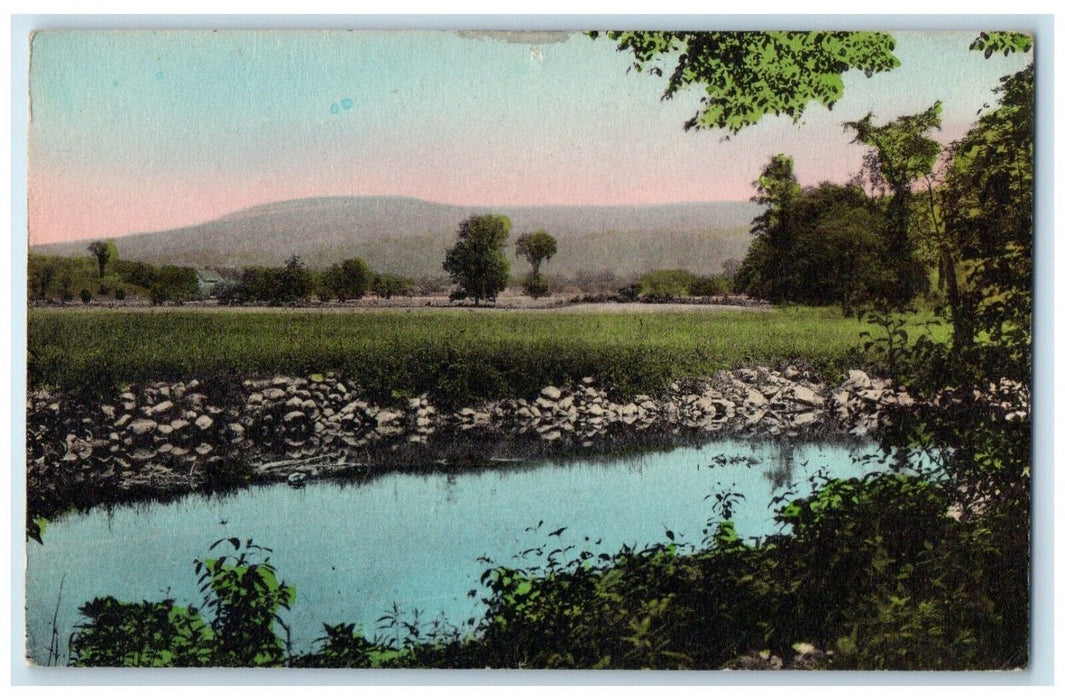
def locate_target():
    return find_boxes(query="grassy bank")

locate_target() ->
[28,306,942,406]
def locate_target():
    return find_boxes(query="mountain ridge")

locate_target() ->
[31,195,760,277]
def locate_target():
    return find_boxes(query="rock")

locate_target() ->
[843,369,872,389]
[376,410,401,426]
[114,414,132,429]
[542,430,562,441]
[541,386,562,401]
[790,385,824,407]
[581,376,595,385]
[149,400,174,416]
[791,411,819,426]
[185,393,208,408]
[262,388,286,401]
[281,410,304,424]
[228,422,245,435]
[745,389,768,407]
[129,419,158,436]
[195,415,214,431]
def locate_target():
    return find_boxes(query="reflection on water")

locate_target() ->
[26,438,890,664]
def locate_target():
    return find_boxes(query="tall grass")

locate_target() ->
[28,306,940,406]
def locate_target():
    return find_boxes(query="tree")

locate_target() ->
[736,179,889,312]
[939,64,1033,362]
[280,255,314,304]
[148,266,199,306]
[589,31,900,133]
[844,102,942,307]
[515,230,558,299]
[87,240,117,279]
[372,273,414,299]
[28,256,56,300]
[325,258,372,301]
[734,154,801,302]
[515,230,557,276]
[443,215,511,305]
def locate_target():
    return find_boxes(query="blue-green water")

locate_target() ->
[26,439,890,664]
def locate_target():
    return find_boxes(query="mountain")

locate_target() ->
[30,196,760,278]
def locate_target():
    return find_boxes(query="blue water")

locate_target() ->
[26,439,890,664]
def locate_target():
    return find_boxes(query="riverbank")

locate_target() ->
[28,365,913,521]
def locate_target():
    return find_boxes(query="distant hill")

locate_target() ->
[30,196,760,278]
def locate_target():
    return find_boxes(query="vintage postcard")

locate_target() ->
[24,27,1035,672]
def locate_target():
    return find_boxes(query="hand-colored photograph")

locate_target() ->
[24,27,1034,671]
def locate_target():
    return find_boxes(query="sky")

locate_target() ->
[27,29,1032,245]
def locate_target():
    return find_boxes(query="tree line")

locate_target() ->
[731,61,1032,331]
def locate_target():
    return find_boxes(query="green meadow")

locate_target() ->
[27,306,944,406]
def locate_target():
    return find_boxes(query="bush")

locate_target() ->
[113,288,126,301]
[522,272,550,299]
[70,539,294,667]
[79,289,92,304]
[689,274,731,296]
[638,269,697,299]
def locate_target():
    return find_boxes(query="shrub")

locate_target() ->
[522,272,550,299]
[638,269,697,298]
[79,289,92,304]
[70,538,295,667]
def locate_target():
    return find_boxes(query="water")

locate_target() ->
[26,438,891,664]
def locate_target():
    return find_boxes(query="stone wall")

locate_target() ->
[27,366,923,516]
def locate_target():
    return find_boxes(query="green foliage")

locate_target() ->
[736,177,889,312]
[148,266,200,305]
[590,31,899,133]
[69,597,215,667]
[515,229,558,277]
[688,274,731,297]
[969,31,1033,58]
[734,154,801,303]
[443,215,511,305]
[372,272,414,299]
[233,256,313,306]
[86,240,115,279]
[521,272,550,299]
[79,288,92,304]
[28,254,140,302]
[939,65,1033,363]
[70,538,294,667]
[844,103,942,307]
[637,269,696,298]
[323,257,371,300]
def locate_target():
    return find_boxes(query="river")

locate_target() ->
[26,437,892,664]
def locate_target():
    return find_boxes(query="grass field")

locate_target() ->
[27,306,945,406]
